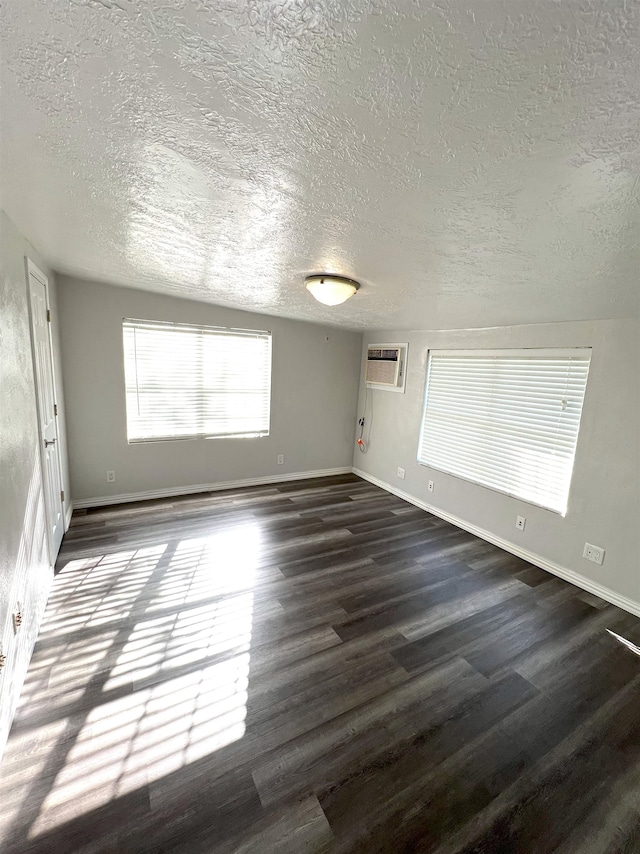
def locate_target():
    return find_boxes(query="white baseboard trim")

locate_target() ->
[353,467,640,619]
[64,501,74,531]
[73,467,354,510]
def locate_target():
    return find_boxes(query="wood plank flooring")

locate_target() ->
[1,473,639,853]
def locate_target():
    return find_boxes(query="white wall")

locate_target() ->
[0,210,70,757]
[57,276,363,504]
[353,320,640,613]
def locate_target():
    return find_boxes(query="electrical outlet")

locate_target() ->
[516,516,526,531]
[277,454,284,465]
[397,467,405,479]
[583,542,605,566]
[106,470,116,483]
[428,480,434,492]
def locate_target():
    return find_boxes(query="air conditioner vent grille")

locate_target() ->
[368,348,399,361]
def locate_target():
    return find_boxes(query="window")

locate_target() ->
[123,319,271,443]
[418,349,591,514]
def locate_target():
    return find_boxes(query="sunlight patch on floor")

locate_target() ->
[31,653,250,836]
[10,523,261,840]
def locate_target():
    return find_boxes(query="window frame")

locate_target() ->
[122,317,272,444]
[417,347,592,515]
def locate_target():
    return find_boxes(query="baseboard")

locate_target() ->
[64,501,74,531]
[73,467,354,510]
[353,467,640,619]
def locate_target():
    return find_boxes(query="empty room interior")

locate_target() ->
[1,2,639,852]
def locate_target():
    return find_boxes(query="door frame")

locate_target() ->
[25,257,67,564]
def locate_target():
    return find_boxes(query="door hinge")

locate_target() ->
[54,403,58,416]
[61,490,65,503]
[46,309,51,322]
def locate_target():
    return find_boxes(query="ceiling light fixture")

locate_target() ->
[305,274,360,306]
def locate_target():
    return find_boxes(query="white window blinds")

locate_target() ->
[418,349,591,515]
[123,319,271,443]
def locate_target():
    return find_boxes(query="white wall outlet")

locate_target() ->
[583,542,605,565]
[277,454,284,465]
[397,467,405,479]
[428,480,434,492]
[516,516,526,531]
[106,470,116,483]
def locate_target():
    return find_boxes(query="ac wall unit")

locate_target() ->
[366,344,408,393]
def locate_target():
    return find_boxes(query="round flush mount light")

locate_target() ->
[305,274,360,306]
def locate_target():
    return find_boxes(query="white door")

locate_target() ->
[27,259,64,563]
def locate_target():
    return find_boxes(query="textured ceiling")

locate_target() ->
[1,1,639,330]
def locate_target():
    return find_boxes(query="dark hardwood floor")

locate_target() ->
[1,473,639,853]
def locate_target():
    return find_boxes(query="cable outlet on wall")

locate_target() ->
[106,470,116,483]
[277,454,284,465]
[583,542,605,566]
[516,516,526,531]
[397,467,405,479]
[428,480,434,492]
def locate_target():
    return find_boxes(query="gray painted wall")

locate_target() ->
[0,210,70,757]
[353,320,640,610]
[56,276,363,503]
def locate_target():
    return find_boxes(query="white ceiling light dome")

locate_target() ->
[305,274,360,306]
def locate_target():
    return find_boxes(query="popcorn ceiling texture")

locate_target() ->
[1,1,638,329]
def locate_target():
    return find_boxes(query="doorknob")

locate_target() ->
[44,439,56,447]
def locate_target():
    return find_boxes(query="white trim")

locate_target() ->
[64,501,74,531]
[25,257,66,564]
[73,467,354,509]
[353,467,640,619]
